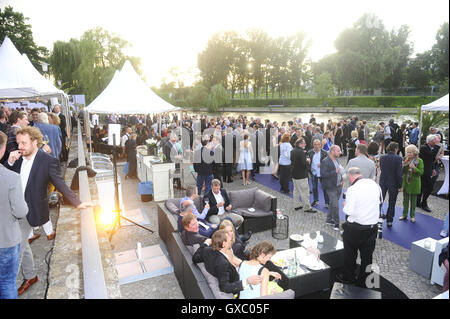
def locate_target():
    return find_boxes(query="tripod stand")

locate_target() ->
[107,133,154,242]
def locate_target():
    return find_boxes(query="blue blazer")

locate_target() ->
[7,149,81,227]
[379,152,403,188]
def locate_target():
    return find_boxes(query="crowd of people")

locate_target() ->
[0,104,91,299]
[93,111,448,297]
[1,104,448,299]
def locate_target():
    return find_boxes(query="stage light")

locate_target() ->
[98,208,118,231]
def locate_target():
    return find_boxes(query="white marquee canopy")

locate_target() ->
[0,37,66,99]
[421,94,449,112]
[86,60,180,115]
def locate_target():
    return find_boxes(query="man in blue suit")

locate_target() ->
[379,142,403,227]
[7,126,92,296]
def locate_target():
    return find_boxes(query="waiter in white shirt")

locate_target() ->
[337,167,382,287]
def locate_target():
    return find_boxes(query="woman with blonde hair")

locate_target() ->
[400,144,424,223]
[219,218,249,261]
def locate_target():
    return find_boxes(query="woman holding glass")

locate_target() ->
[400,145,424,223]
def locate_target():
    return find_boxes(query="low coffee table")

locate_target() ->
[271,246,331,298]
[290,231,344,270]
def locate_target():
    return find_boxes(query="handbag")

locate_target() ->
[258,266,284,295]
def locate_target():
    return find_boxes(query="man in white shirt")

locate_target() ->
[204,179,244,228]
[338,167,382,287]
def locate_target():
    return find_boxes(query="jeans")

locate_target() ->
[196,174,213,196]
[380,185,399,223]
[311,175,329,204]
[443,213,449,234]
[0,244,21,299]
[325,185,342,226]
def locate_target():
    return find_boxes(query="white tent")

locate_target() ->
[421,94,449,112]
[86,60,180,114]
[0,37,66,99]
[419,94,449,147]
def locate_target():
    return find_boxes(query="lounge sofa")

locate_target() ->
[160,187,277,239]
[157,188,294,299]
[162,227,294,299]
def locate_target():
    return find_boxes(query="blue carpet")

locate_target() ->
[254,173,444,250]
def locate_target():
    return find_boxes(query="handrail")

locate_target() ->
[77,120,108,299]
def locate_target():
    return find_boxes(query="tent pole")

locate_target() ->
[418,109,423,148]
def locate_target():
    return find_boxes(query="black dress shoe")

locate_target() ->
[336,273,354,285]
[241,231,252,243]
[421,205,432,212]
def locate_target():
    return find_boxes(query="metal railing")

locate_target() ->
[77,120,108,299]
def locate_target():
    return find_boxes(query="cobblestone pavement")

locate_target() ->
[17,152,448,299]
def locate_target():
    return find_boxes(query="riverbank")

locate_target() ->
[184,106,417,114]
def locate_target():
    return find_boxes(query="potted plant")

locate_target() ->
[146,138,158,156]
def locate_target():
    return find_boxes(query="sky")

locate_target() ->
[1,0,449,87]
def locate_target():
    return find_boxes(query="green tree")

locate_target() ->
[186,83,209,110]
[0,6,49,72]
[431,22,449,83]
[208,84,229,112]
[50,27,142,103]
[406,51,433,90]
[382,25,413,92]
[315,72,334,104]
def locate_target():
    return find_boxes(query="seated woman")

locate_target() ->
[219,219,249,261]
[238,241,282,299]
[202,230,262,295]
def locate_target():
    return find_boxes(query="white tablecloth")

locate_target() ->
[437,156,449,195]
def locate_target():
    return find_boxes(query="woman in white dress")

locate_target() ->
[238,134,253,186]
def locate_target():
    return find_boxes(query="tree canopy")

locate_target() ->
[0,6,49,72]
[49,27,142,104]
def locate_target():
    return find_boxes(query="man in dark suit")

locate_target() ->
[7,126,92,296]
[291,138,316,213]
[52,104,68,162]
[320,145,344,230]
[1,110,29,164]
[379,142,403,227]
[417,134,440,212]
[202,229,262,295]
[204,179,244,228]
[194,137,215,196]
[0,109,9,133]
[180,212,212,247]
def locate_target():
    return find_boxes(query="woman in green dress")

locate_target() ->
[400,145,424,223]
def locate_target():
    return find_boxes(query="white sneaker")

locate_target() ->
[440,230,448,238]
